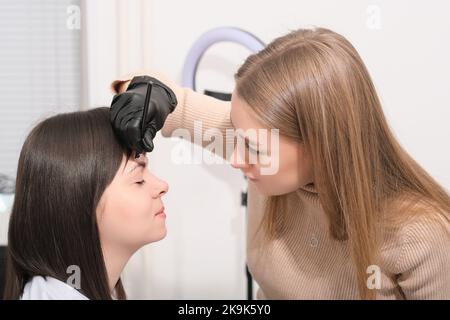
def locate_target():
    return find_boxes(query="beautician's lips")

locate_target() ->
[245,175,258,181]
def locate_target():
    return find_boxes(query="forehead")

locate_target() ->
[230,92,265,130]
[121,152,148,172]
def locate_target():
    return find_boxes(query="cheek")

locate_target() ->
[113,185,151,215]
[254,166,300,196]
[254,144,310,196]
[98,187,165,248]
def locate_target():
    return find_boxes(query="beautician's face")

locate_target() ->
[230,92,314,196]
[97,152,168,251]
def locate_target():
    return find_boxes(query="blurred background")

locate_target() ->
[0,0,449,299]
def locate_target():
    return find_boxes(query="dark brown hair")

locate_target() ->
[3,107,132,299]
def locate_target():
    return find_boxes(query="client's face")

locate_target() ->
[96,152,169,251]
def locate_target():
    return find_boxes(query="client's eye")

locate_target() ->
[136,180,146,185]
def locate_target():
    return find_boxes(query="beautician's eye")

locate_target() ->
[245,141,259,155]
[136,180,146,185]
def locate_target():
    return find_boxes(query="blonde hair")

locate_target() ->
[234,27,450,299]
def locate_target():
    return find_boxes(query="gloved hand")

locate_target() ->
[110,75,177,155]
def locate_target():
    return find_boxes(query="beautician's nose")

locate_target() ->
[150,174,169,198]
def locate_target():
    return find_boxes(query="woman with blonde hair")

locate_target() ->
[111,27,450,299]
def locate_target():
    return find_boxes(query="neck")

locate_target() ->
[102,243,136,294]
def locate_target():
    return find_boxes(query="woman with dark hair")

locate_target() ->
[3,107,168,299]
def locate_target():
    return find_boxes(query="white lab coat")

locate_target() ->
[21,276,89,300]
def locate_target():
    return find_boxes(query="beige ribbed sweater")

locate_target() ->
[113,75,450,300]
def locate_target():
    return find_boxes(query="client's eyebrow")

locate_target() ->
[127,163,145,174]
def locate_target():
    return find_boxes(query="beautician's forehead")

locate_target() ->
[230,97,247,129]
[230,96,268,135]
[230,94,264,129]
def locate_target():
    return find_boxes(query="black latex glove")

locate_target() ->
[110,75,177,155]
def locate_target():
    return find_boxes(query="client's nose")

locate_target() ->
[151,175,169,198]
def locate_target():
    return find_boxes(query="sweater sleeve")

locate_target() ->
[394,216,450,299]
[110,71,234,159]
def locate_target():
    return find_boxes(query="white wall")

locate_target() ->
[2,0,446,299]
[0,0,81,245]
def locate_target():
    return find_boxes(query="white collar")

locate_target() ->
[21,275,89,300]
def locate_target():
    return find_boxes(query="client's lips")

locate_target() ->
[154,206,165,216]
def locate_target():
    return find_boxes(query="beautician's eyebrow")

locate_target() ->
[229,114,262,150]
[236,132,263,152]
